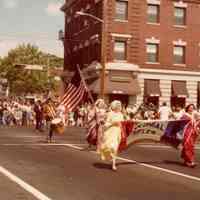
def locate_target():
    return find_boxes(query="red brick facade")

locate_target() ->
[61,0,200,107]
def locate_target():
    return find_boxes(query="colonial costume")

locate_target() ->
[98,100,134,171]
[43,99,56,129]
[86,99,106,148]
[161,104,200,167]
[181,111,200,167]
[46,102,65,143]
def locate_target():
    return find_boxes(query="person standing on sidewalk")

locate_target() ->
[34,100,43,132]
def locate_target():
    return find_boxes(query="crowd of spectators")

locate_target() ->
[0,97,191,130]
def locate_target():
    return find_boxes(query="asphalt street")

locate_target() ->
[0,126,199,200]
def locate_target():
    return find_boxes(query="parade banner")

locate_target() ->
[127,119,190,147]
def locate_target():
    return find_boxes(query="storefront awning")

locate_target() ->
[172,80,188,97]
[144,79,161,96]
[89,76,141,95]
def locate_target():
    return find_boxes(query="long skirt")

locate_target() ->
[181,123,198,163]
[99,126,121,161]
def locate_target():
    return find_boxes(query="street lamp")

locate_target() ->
[76,8,106,99]
[58,30,64,42]
[76,11,104,23]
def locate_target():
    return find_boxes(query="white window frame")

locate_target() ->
[147,0,160,5]
[146,41,159,64]
[115,0,128,22]
[174,6,187,27]
[113,40,127,62]
[173,45,186,66]
[147,4,160,24]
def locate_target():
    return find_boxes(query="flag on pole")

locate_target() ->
[60,69,88,111]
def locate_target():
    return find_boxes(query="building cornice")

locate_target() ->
[139,68,200,76]
[147,0,161,5]
[173,1,188,7]
[110,33,133,39]
[86,61,139,72]
[172,0,200,5]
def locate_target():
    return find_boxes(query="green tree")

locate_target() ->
[0,44,63,95]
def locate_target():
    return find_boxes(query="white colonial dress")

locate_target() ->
[99,111,124,161]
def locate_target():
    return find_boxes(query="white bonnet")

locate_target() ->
[110,100,122,111]
[95,99,105,107]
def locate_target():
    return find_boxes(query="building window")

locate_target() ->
[115,0,128,21]
[174,7,186,26]
[146,43,159,63]
[114,40,127,61]
[147,4,159,23]
[173,46,185,64]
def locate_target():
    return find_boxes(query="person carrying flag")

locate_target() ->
[86,99,106,149]
[161,104,200,167]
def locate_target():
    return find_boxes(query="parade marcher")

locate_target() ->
[181,104,200,167]
[46,102,65,143]
[161,104,200,168]
[86,99,106,149]
[98,100,135,171]
[43,98,56,131]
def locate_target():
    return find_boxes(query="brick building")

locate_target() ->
[61,0,200,108]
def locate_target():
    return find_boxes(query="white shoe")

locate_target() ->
[112,165,117,171]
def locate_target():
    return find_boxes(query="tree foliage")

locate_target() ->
[0,44,63,95]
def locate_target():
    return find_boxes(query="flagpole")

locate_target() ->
[76,64,94,103]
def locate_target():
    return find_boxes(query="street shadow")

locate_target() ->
[93,161,137,170]
[135,160,185,166]
[81,147,96,152]
[116,161,137,166]
[37,140,48,143]
[137,161,166,165]
[93,163,112,170]
[163,160,185,167]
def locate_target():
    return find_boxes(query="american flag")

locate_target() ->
[60,70,88,111]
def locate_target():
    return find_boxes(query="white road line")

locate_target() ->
[63,144,200,183]
[0,143,87,146]
[137,145,200,150]
[0,166,52,200]
[0,136,43,138]
[1,142,200,182]
[63,144,84,150]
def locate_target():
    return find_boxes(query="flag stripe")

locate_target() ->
[63,83,84,107]
[60,74,87,111]
[60,82,77,101]
[69,84,85,111]
[60,84,76,105]
[65,83,85,110]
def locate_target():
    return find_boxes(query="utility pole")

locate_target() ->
[100,0,107,99]
[76,0,107,99]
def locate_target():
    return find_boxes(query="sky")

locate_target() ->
[0,0,64,58]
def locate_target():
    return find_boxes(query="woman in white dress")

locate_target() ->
[98,100,124,171]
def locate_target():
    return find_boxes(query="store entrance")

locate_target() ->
[144,96,159,108]
[171,96,186,109]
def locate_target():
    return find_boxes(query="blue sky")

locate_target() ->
[0,0,64,58]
